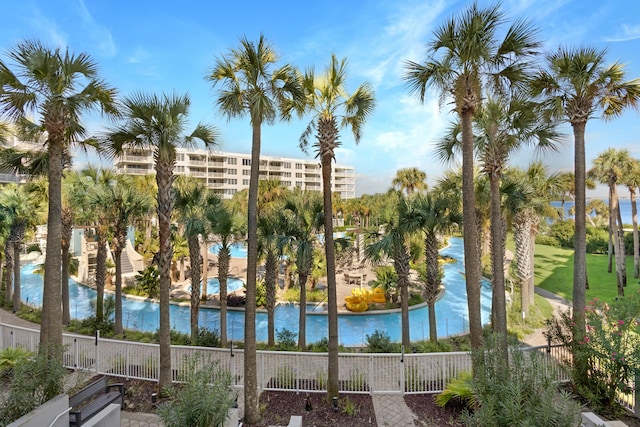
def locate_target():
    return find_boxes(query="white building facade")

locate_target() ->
[114,147,356,199]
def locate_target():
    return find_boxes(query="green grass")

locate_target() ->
[534,244,638,305]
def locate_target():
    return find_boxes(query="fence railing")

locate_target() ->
[0,322,580,397]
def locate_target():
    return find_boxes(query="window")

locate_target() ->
[295,173,303,178]
[283,172,291,177]
[226,169,237,175]
[242,169,250,176]
[283,162,291,168]
[242,159,251,166]
[226,178,237,185]
[242,179,249,186]
[295,163,303,169]
[227,157,237,165]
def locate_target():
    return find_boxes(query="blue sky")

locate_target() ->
[2,0,639,197]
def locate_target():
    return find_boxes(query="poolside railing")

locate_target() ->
[0,322,590,400]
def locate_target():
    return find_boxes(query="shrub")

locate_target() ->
[276,328,297,351]
[436,370,475,408]
[0,345,68,425]
[586,226,608,254]
[535,234,560,247]
[365,329,394,353]
[256,280,267,307]
[134,265,159,298]
[308,337,329,352]
[156,353,236,427]
[196,327,220,348]
[0,346,33,378]
[549,220,575,248]
[459,334,582,426]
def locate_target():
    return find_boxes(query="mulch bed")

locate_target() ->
[404,394,465,426]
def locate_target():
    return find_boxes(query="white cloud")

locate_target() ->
[605,24,640,42]
[75,0,117,57]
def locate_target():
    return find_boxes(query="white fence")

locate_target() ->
[0,322,572,396]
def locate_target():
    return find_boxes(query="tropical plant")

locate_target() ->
[530,46,640,382]
[621,157,640,278]
[174,175,221,343]
[391,167,427,196]
[208,34,305,424]
[300,53,375,399]
[405,2,540,354]
[369,265,398,303]
[0,40,118,361]
[279,189,324,349]
[406,192,462,343]
[588,148,630,295]
[103,91,218,390]
[207,202,244,347]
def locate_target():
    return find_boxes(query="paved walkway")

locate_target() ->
[0,285,570,427]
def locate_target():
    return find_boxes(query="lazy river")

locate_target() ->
[19,237,492,346]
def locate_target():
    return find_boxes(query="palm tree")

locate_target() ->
[0,40,118,359]
[391,167,428,196]
[622,158,640,278]
[531,47,640,351]
[207,202,245,348]
[207,35,304,423]
[300,53,375,399]
[109,175,153,335]
[588,148,629,295]
[405,3,540,352]
[280,189,324,349]
[407,192,462,342]
[256,212,283,348]
[365,196,413,349]
[174,175,221,343]
[103,92,218,391]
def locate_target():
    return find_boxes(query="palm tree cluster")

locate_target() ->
[1,2,639,424]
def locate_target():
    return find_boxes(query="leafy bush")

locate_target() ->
[436,370,475,408]
[586,226,608,254]
[548,220,575,248]
[535,234,560,247]
[408,293,424,306]
[308,337,329,352]
[156,353,236,427]
[365,329,394,353]
[0,346,33,378]
[276,328,297,351]
[459,334,582,426]
[134,265,159,298]
[196,327,220,347]
[0,345,68,425]
[256,279,267,307]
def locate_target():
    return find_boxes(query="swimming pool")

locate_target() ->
[202,277,245,295]
[209,243,247,258]
[19,237,491,346]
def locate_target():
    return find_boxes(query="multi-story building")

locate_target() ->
[114,147,356,199]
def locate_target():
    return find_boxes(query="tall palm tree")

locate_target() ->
[365,196,413,349]
[103,92,218,391]
[622,158,640,278]
[207,35,304,423]
[405,2,540,352]
[0,40,118,359]
[300,53,375,398]
[174,175,221,343]
[280,189,324,349]
[391,167,428,196]
[406,192,462,342]
[588,148,629,295]
[109,175,153,335]
[257,212,283,348]
[207,202,245,348]
[531,47,640,353]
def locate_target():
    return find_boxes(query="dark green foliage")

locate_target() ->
[460,334,582,426]
[308,337,329,352]
[585,227,608,254]
[156,353,236,427]
[196,327,221,348]
[276,328,297,351]
[134,265,159,298]
[548,220,575,248]
[365,329,395,353]
[0,345,68,425]
[535,234,560,247]
[256,280,267,307]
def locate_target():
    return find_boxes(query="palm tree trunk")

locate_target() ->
[95,232,107,323]
[460,109,483,351]
[321,151,339,400]
[4,242,13,308]
[395,245,411,350]
[61,207,73,325]
[298,272,309,349]
[188,234,201,344]
[616,201,627,287]
[243,120,261,425]
[572,121,588,382]
[113,244,124,335]
[610,185,624,296]
[156,159,174,391]
[266,253,277,348]
[425,233,440,343]
[12,236,21,313]
[489,172,508,359]
[218,248,230,348]
[630,187,639,278]
[41,139,63,360]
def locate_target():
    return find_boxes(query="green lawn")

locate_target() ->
[534,244,638,304]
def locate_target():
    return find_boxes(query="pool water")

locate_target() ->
[209,243,247,258]
[202,277,245,295]
[19,237,491,346]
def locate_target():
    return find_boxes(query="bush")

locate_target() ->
[308,337,329,352]
[196,327,220,347]
[586,226,609,254]
[365,329,395,353]
[156,353,236,427]
[256,280,267,307]
[0,345,68,425]
[535,234,560,247]
[549,220,574,248]
[459,334,583,426]
[276,328,297,351]
[0,346,33,378]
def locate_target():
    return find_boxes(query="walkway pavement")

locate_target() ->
[0,285,570,427]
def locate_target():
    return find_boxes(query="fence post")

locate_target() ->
[95,330,100,374]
